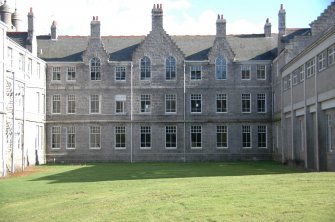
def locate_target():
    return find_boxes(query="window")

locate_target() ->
[19,53,24,71]
[242,94,251,113]
[28,59,32,75]
[191,94,202,113]
[257,94,266,113]
[242,125,251,148]
[241,65,251,80]
[90,57,101,80]
[67,126,76,149]
[42,94,45,114]
[190,66,201,80]
[299,65,305,82]
[166,126,177,149]
[37,92,40,113]
[52,95,61,114]
[115,95,126,114]
[67,95,76,114]
[115,66,126,81]
[140,126,151,149]
[90,95,100,114]
[215,57,227,80]
[328,115,333,152]
[328,44,335,66]
[292,70,298,85]
[7,47,13,67]
[37,63,41,79]
[115,126,126,149]
[257,125,267,148]
[67,67,76,81]
[165,94,176,113]
[317,51,327,72]
[256,65,266,80]
[191,126,202,149]
[166,56,176,80]
[51,126,61,149]
[217,125,228,149]
[140,94,151,113]
[140,56,151,80]
[216,94,227,113]
[52,67,61,81]
[90,126,101,149]
[306,58,315,78]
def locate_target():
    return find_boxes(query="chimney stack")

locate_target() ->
[51,21,57,40]
[264,18,271,37]
[216,14,226,38]
[278,4,286,36]
[90,15,100,38]
[152,3,163,31]
[27,7,37,55]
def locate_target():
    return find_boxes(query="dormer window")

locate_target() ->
[215,57,227,80]
[140,56,151,80]
[90,57,101,80]
[165,56,176,80]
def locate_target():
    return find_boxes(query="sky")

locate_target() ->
[3,0,333,36]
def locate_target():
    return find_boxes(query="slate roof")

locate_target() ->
[37,33,279,62]
[282,28,311,43]
[7,32,28,48]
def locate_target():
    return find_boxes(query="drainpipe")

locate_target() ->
[130,62,133,163]
[21,70,26,172]
[183,61,186,162]
[303,64,308,169]
[11,71,15,173]
[314,58,319,171]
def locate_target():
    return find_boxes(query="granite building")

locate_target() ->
[1,1,334,173]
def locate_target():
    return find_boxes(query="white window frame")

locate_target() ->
[115,66,126,81]
[306,57,316,78]
[66,126,76,149]
[52,95,61,114]
[190,66,202,80]
[257,93,266,113]
[140,94,151,113]
[241,93,251,113]
[51,126,61,149]
[257,125,267,149]
[90,126,101,149]
[242,125,251,149]
[19,53,24,71]
[90,94,101,114]
[216,94,227,113]
[165,125,177,149]
[140,57,151,81]
[165,56,176,81]
[115,126,126,149]
[241,65,251,80]
[216,125,228,149]
[52,67,61,81]
[7,47,13,67]
[191,125,202,149]
[165,94,177,114]
[328,44,335,66]
[67,66,76,81]
[115,95,126,114]
[67,94,76,114]
[90,57,101,81]
[140,126,151,149]
[256,65,266,80]
[190,94,202,113]
[215,57,227,80]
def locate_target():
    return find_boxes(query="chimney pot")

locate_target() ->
[96,16,99,20]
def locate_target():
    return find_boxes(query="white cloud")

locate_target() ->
[7,0,268,36]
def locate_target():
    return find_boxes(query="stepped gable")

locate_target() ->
[310,1,335,36]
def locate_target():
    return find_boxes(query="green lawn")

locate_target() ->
[0,162,334,222]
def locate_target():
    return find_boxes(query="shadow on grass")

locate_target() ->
[32,161,305,184]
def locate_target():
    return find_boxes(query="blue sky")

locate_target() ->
[6,0,333,35]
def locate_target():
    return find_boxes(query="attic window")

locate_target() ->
[90,57,101,80]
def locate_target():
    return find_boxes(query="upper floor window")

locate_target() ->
[165,94,177,113]
[256,65,266,80]
[67,95,76,114]
[140,94,151,113]
[299,65,305,82]
[215,57,227,80]
[28,58,32,75]
[90,57,101,80]
[328,44,335,66]
[115,95,126,114]
[52,67,61,81]
[140,56,151,80]
[190,66,202,80]
[37,63,41,79]
[191,94,202,113]
[19,53,24,71]
[90,94,100,114]
[257,94,266,113]
[241,65,251,80]
[115,66,126,81]
[7,47,13,67]
[166,56,176,80]
[306,58,315,78]
[216,94,227,113]
[317,50,327,72]
[52,95,61,114]
[67,67,76,81]
[241,93,251,113]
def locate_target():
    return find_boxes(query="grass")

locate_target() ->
[0,161,334,222]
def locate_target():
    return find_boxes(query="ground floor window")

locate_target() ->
[217,125,228,148]
[166,126,177,149]
[51,126,61,149]
[257,125,267,148]
[191,125,202,148]
[90,126,101,149]
[141,126,151,149]
[115,126,126,149]
[67,126,76,149]
[242,125,251,148]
